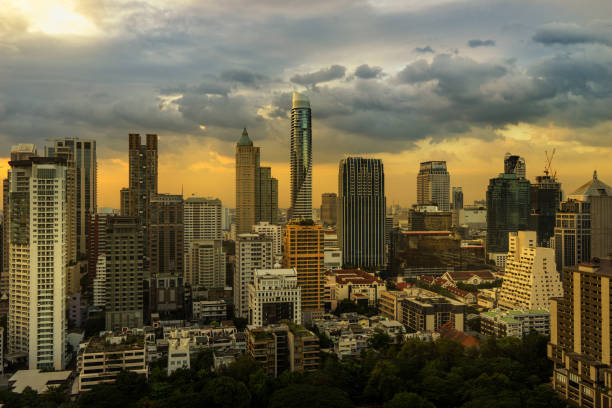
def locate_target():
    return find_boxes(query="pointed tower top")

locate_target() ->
[594,170,598,180]
[237,127,253,146]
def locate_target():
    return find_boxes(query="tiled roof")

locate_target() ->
[446,270,495,281]
[333,269,383,285]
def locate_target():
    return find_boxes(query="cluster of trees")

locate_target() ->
[0,332,564,408]
[456,279,503,292]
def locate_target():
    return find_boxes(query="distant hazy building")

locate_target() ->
[234,234,274,318]
[417,161,450,211]
[248,268,301,327]
[338,157,386,268]
[530,174,562,247]
[504,153,526,179]
[104,216,144,330]
[320,193,337,227]
[45,138,97,257]
[452,187,463,211]
[258,166,279,225]
[289,92,313,220]
[8,156,67,370]
[499,231,562,311]
[283,221,325,311]
[486,172,530,256]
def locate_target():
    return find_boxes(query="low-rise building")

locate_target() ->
[400,294,466,332]
[192,299,228,321]
[328,269,384,308]
[9,369,72,393]
[167,338,190,374]
[480,309,550,338]
[442,270,496,286]
[77,332,148,392]
[247,323,320,377]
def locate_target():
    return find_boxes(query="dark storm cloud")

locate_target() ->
[220,69,269,86]
[290,65,346,87]
[467,39,496,47]
[415,46,435,53]
[1,0,612,160]
[353,64,383,79]
[532,22,612,46]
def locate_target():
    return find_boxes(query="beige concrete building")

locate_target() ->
[499,231,562,311]
[77,332,147,392]
[234,234,274,318]
[549,259,612,407]
[187,239,226,288]
[183,197,222,283]
[236,129,260,235]
[248,269,301,327]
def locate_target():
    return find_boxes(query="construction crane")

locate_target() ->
[544,148,557,179]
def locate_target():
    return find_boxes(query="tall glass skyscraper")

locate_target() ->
[417,161,450,211]
[289,92,312,220]
[338,157,386,268]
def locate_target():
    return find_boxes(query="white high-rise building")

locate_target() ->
[234,234,273,318]
[248,268,301,327]
[8,156,67,370]
[183,197,222,284]
[499,231,562,311]
[253,221,282,258]
[93,255,106,308]
[187,240,226,288]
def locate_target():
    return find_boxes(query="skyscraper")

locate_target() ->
[283,221,325,311]
[337,157,386,268]
[568,171,612,260]
[503,153,526,179]
[235,129,279,234]
[187,240,226,289]
[148,194,184,278]
[417,161,450,211]
[236,129,260,234]
[553,199,590,272]
[289,92,312,220]
[45,138,97,257]
[320,193,337,227]
[258,167,279,224]
[529,174,561,247]
[183,197,222,283]
[104,216,144,330]
[549,259,612,406]
[8,156,67,370]
[2,144,37,274]
[486,173,531,256]
[124,134,158,226]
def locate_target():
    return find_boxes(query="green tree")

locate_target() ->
[385,392,435,408]
[201,376,250,408]
[269,384,354,408]
[368,329,392,351]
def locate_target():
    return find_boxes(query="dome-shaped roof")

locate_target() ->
[569,170,612,199]
[237,128,252,146]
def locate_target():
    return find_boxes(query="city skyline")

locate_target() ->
[1,1,612,209]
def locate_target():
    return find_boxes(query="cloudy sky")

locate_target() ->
[2,0,612,208]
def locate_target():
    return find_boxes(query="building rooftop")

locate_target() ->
[333,269,384,285]
[292,92,310,109]
[446,270,496,282]
[9,369,72,393]
[84,333,145,353]
[569,171,612,199]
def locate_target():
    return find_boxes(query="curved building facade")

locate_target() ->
[289,92,312,220]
